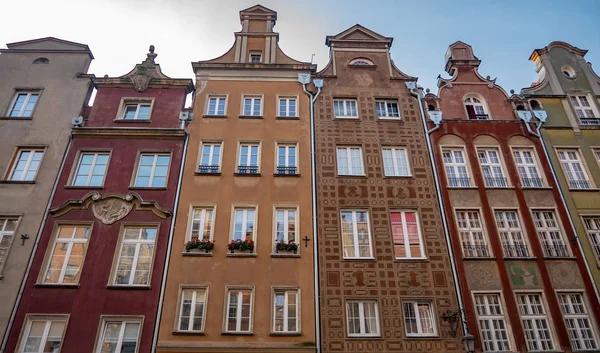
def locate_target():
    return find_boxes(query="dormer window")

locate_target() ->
[530,100,543,111]
[117,98,153,121]
[464,96,489,120]
[561,65,576,79]
[33,57,49,64]
[249,52,262,63]
[349,58,374,66]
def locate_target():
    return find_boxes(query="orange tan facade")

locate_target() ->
[156,5,317,353]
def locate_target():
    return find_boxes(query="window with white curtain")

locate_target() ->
[346,300,380,337]
[337,147,364,176]
[382,147,410,176]
[403,301,436,336]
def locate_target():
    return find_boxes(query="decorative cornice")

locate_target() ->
[71,127,185,139]
[50,192,171,220]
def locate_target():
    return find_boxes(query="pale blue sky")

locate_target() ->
[1,0,598,99]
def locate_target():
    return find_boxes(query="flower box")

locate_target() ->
[185,239,215,253]
[227,239,254,253]
[275,240,298,254]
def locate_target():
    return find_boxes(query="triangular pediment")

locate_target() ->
[326,25,393,48]
[240,4,277,20]
[7,37,90,52]
[241,4,276,15]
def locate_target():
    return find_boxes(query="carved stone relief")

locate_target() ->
[91,194,135,225]
[547,261,584,289]
[465,262,501,290]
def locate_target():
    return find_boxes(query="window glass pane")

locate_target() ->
[137,105,151,120]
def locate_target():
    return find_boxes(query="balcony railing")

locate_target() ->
[580,118,600,126]
[463,244,491,258]
[276,166,298,175]
[484,177,508,188]
[237,165,259,174]
[198,165,220,173]
[503,244,530,258]
[448,177,471,187]
[469,114,490,120]
[569,179,591,189]
[522,177,544,188]
[542,244,569,257]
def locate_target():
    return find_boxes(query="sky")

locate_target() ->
[1,0,599,105]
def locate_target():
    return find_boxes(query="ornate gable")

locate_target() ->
[239,4,277,20]
[3,37,93,58]
[326,24,392,49]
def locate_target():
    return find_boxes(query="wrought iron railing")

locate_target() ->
[469,114,490,120]
[580,118,600,126]
[522,177,544,188]
[463,244,491,258]
[198,165,220,173]
[503,244,530,258]
[237,165,259,174]
[484,177,508,188]
[276,166,298,175]
[542,244,569,257]
[569,179,591,189]
[448,177,471,187]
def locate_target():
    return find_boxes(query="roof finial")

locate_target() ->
[145,45,157,64]
[149,45,155,54]
[510,89,515,94]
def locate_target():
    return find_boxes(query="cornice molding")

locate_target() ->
[71,127,185,139]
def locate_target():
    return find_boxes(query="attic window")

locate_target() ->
[33,57,49,64]
[349,58,374,66]
[516,105,525,111]
[249,52,262,63]
[561,65,576,79]
[530,100,543,110]
[428,105,436,111]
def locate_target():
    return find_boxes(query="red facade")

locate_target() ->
[5,49,193,353]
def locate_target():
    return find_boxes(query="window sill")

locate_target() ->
[269,332,302,336]
[393,258,428,263]
[462,257,496,261]
[376,117,402,121]
[347,335,382,339]
[238,115,263,119]
[182,251,213,257]
[337,175,367,178]
[172,330,205,336]
[334,116,359,120]
[113,119,151,123]
[568,188,600,192]
[226,252,257,258]
[64,185,104,189]
[234,173,261,177]
[0,116,32,120]
[203,114,227,119]
[504,256,537,260]
[273,173,300,177]
[276,116,299,120]
[404,335,440,340]
[0,180,35,184]
[106,285,151,290]
[271,253,301,258]
[342,257,376,261]
[221,331,254,336]
[34,283,79,288]
[484,186,515,190]
[383,175,413,179]
[194,172,222,176]
[521,186,552,190]
[128,186,167,190]
[446,186,477,189]
[544,256,576,260]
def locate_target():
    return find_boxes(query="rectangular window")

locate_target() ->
[95,318,141,353]
[278,97,297,117]
[336,146,364,176]
[121,102,151,120]
[473,293,511,352]
[207,96,226,116]
[249,53,262,63]
[178,288,207,332]
[42,225,90,285]
[495,211,529,257]
[8,148,44,181]
[275,208,297,244]
[72,152,109,186]
[237,143,260,174]
[583,217,600,260]
[189,207,214,242]
[382,147,410,176]
[340,210,373,259]
[134,153,170,187]
[0,217,19,274]
[570,95,599,125]
[276,144,297,175]
[17,316,67,353]
[403,301,436,337]
[477,148,507,187]
[442,148,471,187]
[558,149,591,189]
[513,148,544,187]
[198,142,222,173]
[242,96,262,116]
[113,227,157,286]
[225,288,253,332]
[232,207,256,242]
[333,99,358,118]
[532,210,568,257]
[375,100,400,119]
[273,289,299,333]
[346,300,380,337]
[9,91,39,118]
[456,210,490,257]
[516,293,554,351]
[390,211,424,259]
[595,149,600,168]
[558,293,598,351]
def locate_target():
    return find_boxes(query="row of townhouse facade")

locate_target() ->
[1,4,600,353]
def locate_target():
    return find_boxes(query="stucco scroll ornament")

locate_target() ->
[91,194,134,225]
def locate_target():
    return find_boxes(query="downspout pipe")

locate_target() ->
[1,135,73,353]
[406,82,468,335]
[298,73,322,353]
[151,118,189,353]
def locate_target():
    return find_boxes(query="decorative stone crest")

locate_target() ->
[392,186,408,199]
[344,185,362,198]
[131,66,152,93]
[91,194,134,225]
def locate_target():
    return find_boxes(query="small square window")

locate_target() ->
[8,91,40,118]
[17,315,67,353]
[249,53,262,63]
[133,153,170,187]
[72,152,110,186]
[207,96,227,116]
[278,97,297,117]
[7,148,45,181]
[375,100,400,119]
[120,102,151,120]
[94,318,141,353]
[242,96,262,116]
[346,300,380,337]
[333,99,358,119]
[276,143,298,175]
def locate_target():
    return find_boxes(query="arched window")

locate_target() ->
[349,58,374,66]
[464,96,489,120]
[516,105,525,111]
[530,100,542,110]
[33,57,49,64]
[428,104,436,111]
[561,65,576,79]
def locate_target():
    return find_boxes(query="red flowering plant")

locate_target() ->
[185,238,215,252]
[227,239,254,252]
[275,240,298,253]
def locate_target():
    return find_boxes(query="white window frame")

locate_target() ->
[557,292,599,351]
[594,149,600,169]
[390,210,425,259]
[494,210,529,258]
[237,142,261,174]
[231,206,257,242]
[532,209,569,257]
[382,147,410,176]
[133,153,170,188]
[206,95,227,116]
[187,206,215,242]
[272,288,300,333]
[94,317,142,353]
[8,148,45,181]
[112,226,157,286]
[17,315,68,353]
[512,148,544,187]
[456,210,490,258]
[336,146,365,176]
[473,292,512,352]
[375,99,401,119]
[177,287,208,332]
[198,141,223,173]
[224,287,254,333]
[477,147,507,187]
[464,96,489,119]
[249,52,262,63]
[120,102,152,120]
[442,148,471,187]
[71,152,110,187]
[42,225,91,285]
[340,209,373,259]
[274,206,298,246]
[557,149,592,189]
[276,143,298,174]
[570,94,599,122]
[583,216,600,261]
[278,96,298,117]
[516,292,556,351]
[403,300,437,337]
[0,217,19,274]
[333,99,358,119]
[8,91,40,118]
[346,300,380,337]
[241,95,262,116]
